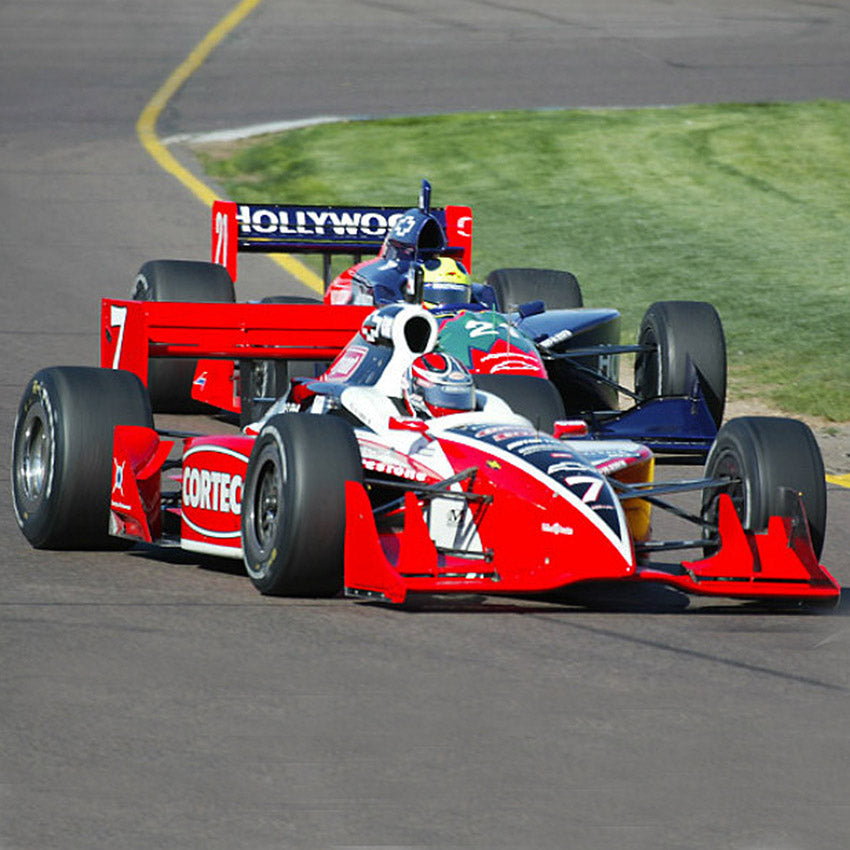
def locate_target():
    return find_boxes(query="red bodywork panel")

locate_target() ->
[110,426,174,543]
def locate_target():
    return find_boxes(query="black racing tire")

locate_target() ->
[634,300,727,428]
[241,414,363,596]
[700,417,826,559]
[472,373,566,432]
[132,259,236,413]
[12,366,154,549]
[485,268,583,312]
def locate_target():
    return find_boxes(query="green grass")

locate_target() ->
[196,101,850,421]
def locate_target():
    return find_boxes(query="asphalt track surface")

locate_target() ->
[2,2,850,847]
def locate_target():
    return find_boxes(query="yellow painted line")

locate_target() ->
[135,0,324,294]
[826,472,850,488]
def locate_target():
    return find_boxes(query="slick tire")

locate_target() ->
[132,259,236,413]
[701,416,826,559]
[241,414,363,596]
[472,373,566,432]
[12,366,153,549]
[486,268,583,312]
[634,300,727,428]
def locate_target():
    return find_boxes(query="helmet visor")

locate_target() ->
[423,282,472,306]
[421,379,476,413]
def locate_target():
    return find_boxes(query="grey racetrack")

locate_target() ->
[2,2,849,848]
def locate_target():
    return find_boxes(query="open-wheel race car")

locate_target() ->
[12,301,838,607]
[129,181,726,456]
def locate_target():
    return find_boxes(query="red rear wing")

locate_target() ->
[101,299,372,384]
[212,199,473,284]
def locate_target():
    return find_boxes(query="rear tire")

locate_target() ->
[486,268,583,312]
[241,414,363,596]
[634,300,727,428]
[12,366,153,549]
[472,373,566,432]
[132,259,236,413]
[701,417,826,559]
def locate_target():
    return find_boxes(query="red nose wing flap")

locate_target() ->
[110,426,174,543]
[344,481,409,604]
[756,514,836,587]
[191,359,239,413]
[687,493,754,579]
[398,491,439,577]
[669,493,840,600]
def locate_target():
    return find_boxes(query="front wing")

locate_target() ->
[343,483,840,605]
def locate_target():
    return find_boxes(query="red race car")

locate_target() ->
[130,182,726,462]
[12,301,838,606]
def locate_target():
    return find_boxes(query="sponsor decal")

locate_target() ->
[362,457,428,482]
[182,467,243,515]
[324,345,367,381]
[237,205,402,239]
[359,440,434,483]
[445,506,465,527]
[477,351,545,374]
[181,444,249,540]
[541,522,574,536]
[392,215,417,238]
[546,460,586,476]
[359,305,403,345]
[537,328,574,350]
[112,460,125,496]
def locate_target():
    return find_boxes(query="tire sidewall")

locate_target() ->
[12,375,62,547]
[241,414,363,596]
[241,427,293,592]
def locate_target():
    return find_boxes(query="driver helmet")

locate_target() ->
[403,352,477,418]
[421,257,472,308]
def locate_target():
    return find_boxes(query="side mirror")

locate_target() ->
[404,264,425,304]
[517,299,545,318]
[553,419,589,439]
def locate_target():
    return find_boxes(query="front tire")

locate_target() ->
[241,414,363,596]
[701,416,826,559]
[634,300,727,428]
[12,366,153,549]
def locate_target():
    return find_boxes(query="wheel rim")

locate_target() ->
[255,460,280,548]
[712,449,747,520]
[247,447,288,566]
[703,447,748,551]
[17,406,51,505]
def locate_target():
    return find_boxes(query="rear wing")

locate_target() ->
[101,298,372,383]
[211,200,473,286]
